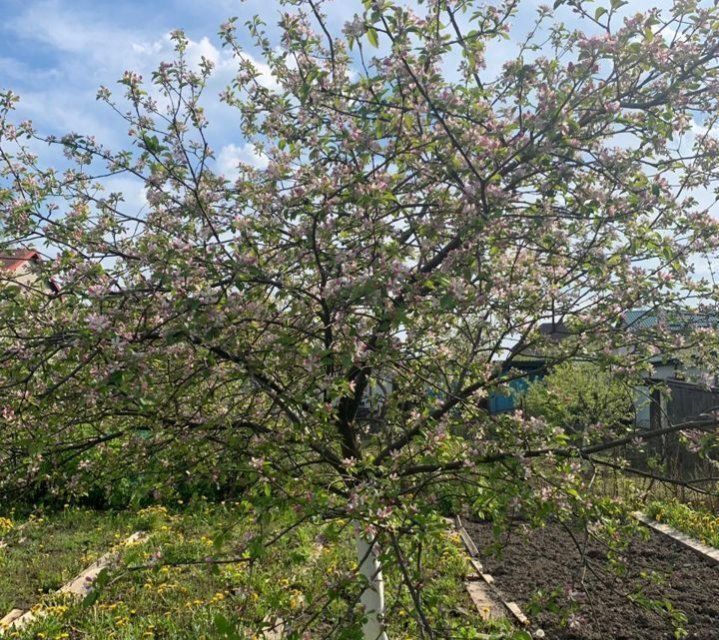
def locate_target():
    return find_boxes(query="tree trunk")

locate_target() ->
[355,526,389,640]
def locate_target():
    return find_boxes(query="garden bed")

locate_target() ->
[646,499,719,550]
[465,519,719,640]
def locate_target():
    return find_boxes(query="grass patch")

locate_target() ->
[0,502,520,639]
[0,509,139,613]
[646,499,719,548]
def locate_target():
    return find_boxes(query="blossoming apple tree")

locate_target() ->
[3,0,719,636]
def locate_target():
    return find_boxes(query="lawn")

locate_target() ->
[0,502,517,639]
[0,509,137,614]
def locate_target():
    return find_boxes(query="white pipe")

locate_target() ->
[355,527,389,640]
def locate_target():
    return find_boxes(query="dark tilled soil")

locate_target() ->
[464,520,719,640]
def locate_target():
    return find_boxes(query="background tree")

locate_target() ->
[522,362,635,443]
[3,0,719,636]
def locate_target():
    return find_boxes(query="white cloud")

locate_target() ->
[101,175,150,217]
[2,1,281,170]
[5,1,276,89]
[6,1,144,74]
[217,142,268,180]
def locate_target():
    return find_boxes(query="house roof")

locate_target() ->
[0,248,59,293]
[0,249,41,272]
[538,320,571,341]
[622,309,718,332]
[534,309,718,348]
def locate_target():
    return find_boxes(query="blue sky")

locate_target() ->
[0,0,376,138]
[1,0,685,146]
[1,1,277,145]
[0,0,538,145]
[0,0,516,211]
[2,0,716,285]
[0,0,339,209]
[0,0,704,211]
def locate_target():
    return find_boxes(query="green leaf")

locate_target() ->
[107,370,125,387]
[212,527,232,550]
[247,536,266,559]
[165,331,184,346]
[366,28,379,48]
[595,6,607,19]
[213,614,243,640]
[610,0,628,9]
[439,294,456,311]
[141,134,162,154]
[82,568,111,607]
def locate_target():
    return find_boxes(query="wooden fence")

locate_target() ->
[645,378,719,482]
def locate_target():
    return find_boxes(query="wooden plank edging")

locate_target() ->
[633,512,719,565]
[0,610,23,628]
[0,531,148,634]
[453,515,530,627]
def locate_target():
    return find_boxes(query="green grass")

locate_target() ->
[0,509,139,613]
[0,503,520,639]
[646,498,719,549]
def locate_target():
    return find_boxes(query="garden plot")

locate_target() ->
[465,520,719,640]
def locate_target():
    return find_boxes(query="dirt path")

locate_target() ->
[464,520,719,640]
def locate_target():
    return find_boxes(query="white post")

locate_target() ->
[355,526,389,640]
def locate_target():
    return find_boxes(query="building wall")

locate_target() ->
[0,260,55,294]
